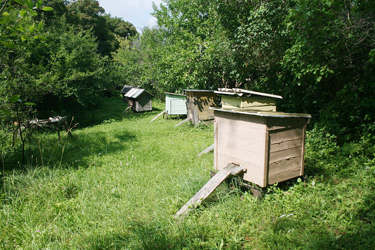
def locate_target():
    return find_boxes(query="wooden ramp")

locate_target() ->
[175,164,245,217]
[150,110,166,122]
[198,143,214,156]
[175,117,191,127]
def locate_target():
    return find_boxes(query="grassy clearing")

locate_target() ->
[1,97,374,249]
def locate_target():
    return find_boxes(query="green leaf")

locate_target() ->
[19,9,27,17]
[13,0,25,5]
[9,95,21,103]
[36,0,42,8]
[38,21,43,31]
[42,7,54,12]
[24,102,36,106]
[29,24,35,33]
[26,0,34,9]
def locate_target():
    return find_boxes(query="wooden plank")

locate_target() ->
[198,144,214,156]
[175,164,245,217]
[269,146,302,164]
[269,156,302,175]
[215,111,266,128]
[218,126,266,143]
[122,106,132,113]
[214,120,219,170]
[218,131,265,150]
[268,157,302,184]
[267,117,309,131]
[263,130,270,187]
[217,143,264,164]
[269,128,303,144]
[150,110,166,122]
[270,138,303,153]
[300,124,307,176]
[175,117,191,127]
[216,153,265,187]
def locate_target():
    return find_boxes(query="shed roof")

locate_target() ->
[121,85,136,95]
[125,88,152,99]
[215,88,283,100]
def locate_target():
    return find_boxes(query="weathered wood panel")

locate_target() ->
[222,96,277,111]
[175,164,245,217]
[216,153,265,186]
[270,138,303,153]
[214,111,267,187]
[213,109,309,188]
[267,117,310,131]
[268,156,302,184]
[185,90,220,125]
[269,128,303,144]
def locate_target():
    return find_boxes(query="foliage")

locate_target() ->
[66,0,138,57]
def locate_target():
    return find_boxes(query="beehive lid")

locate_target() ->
[211,107,311,119]
[215,88,283,99]
[165,92,186,97]
[184,89,216,93]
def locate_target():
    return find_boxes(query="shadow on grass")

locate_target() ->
[53,130,137,168]
[2,128,137,171]
[87,221,188,250]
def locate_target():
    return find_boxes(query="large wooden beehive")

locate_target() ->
[213,108,311,187]
[185,89,221,125]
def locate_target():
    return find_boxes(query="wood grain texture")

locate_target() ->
[175,164,245,217]
[221,96,277,111]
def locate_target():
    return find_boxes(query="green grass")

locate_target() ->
[1,97,374,249]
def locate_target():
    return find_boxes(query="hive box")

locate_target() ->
[165,92,187,116]
[124,88,153,112]
[215,88,283,112]
[185,89,221,125]
[212,108,311,187]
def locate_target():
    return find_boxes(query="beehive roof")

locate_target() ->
[125,88,152,99]
[215,88,283,99]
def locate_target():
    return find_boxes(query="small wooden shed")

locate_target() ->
[124,88,153,112]
[165,92,187,116]
[185,89,221,125]
[215,88,283,111]
[212,108,311,187]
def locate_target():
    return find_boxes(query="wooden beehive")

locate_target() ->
[165,92,187,116]
[185,89,221,125]
[124,88,153,112]
[212,108,311,187]
[215,88,283,111]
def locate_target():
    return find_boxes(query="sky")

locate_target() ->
[97,0,164,32]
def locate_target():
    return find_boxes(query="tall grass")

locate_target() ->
[1,97,374,249]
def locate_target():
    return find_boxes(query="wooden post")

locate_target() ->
[198,144,214,156]
[175,163,245,218]
[175,117,191,127]
[150,110,167,122]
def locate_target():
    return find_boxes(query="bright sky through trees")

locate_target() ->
[97,0,163,32]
